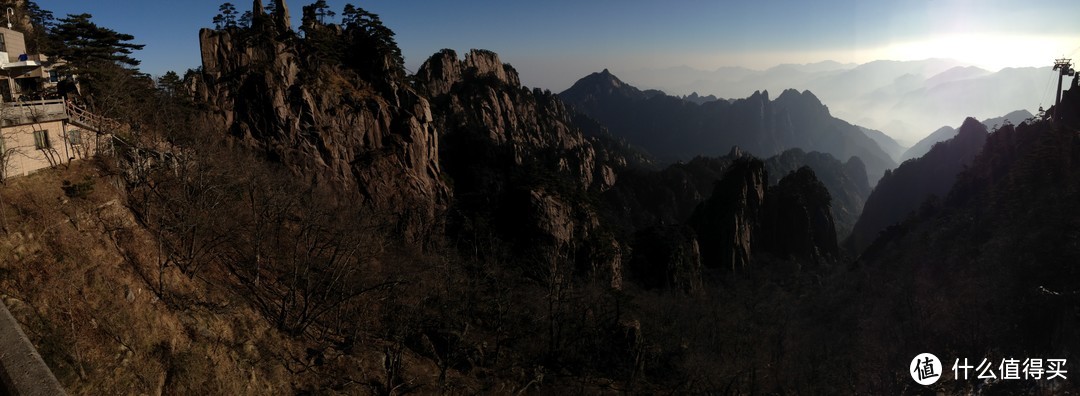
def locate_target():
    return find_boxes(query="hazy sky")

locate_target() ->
[41,0,1080,91]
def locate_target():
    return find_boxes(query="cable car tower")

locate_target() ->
[1053,58,1075,122]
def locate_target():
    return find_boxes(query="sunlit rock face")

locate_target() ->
[196,8,449,243]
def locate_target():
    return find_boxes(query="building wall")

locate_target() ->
[0,119,99,178]
[0,27,27,62]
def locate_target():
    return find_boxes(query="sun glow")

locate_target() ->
[870,33,1078,71]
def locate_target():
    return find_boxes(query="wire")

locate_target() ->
[1043,45,1080,108]
[1040,65,1056,108]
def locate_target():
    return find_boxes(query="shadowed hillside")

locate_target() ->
[845,117,988,254]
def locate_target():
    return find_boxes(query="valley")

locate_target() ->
[0,0,1077,394]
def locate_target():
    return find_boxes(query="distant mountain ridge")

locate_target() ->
[615,59,1047,143]
[858,126,906,162]
[560,69,898,185]
[900,109,1033,162]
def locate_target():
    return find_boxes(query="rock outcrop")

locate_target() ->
[764,148,870,239]
[690,158,768,272]
[689,159,838,272]
[195,6,448,243]
[760,166,838,262]
[416,49,633,287]
[416,49,521,98]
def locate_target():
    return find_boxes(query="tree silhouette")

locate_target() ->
[311,0,335,24]
[238,10,252,28]
[49,13,144,71]
[156,71,183,96]
[341,4,404,77]
[213,2,238,29]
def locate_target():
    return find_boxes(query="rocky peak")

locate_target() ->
[690,157,840,272]
[776,89,824,107]
[774,88,829,119]
[955,117,989,140]
[560,69,646,104]
[690,158,768,272]
[273,0,291,31]
[415,49,522,98]
[194,13,448,243]
[843,156,869,192]
[728,145,747,158]
[463,49,521,86]
[762,166,838,262]
[749,89,770,102]
[420,48,638,287]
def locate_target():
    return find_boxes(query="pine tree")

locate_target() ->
[47,13,147,114]
[215,2,238,29]
[156,71,183,96]
[49,13,144,70]
[341,3,404,76]
[311,0,334,24]
[239,11,253,28]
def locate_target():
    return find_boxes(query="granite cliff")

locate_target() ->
[195,0,448,242]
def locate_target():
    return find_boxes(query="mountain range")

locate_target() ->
[616,59,1051,143]
[900,109,1034,162]
[559,69,897,185]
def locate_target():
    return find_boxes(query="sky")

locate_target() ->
[39,0,1080,92]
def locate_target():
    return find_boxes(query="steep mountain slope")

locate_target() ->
[847,86,1080,393]
[901,109,1033,161]
[415,49,635,286]
[560,70,897,185]
[846,117,989,254]
[858,126,906,161]
[901,125,955,162]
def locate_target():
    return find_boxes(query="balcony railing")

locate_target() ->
[0,99,67,127]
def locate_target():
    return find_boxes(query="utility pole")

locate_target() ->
[1053,58,1075,123]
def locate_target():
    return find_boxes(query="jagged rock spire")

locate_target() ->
[253,0,264,16]
[273,0,290,31]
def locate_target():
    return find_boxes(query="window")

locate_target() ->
[68,129,82,145]
[0,34,7,53]
[33,130,50,150]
